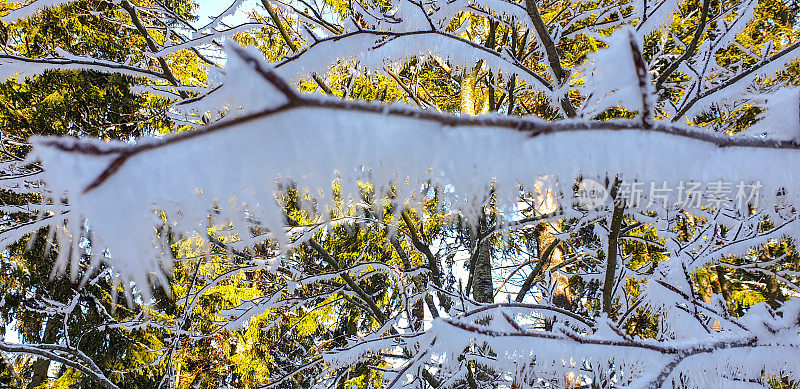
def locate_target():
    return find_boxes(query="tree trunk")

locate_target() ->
[460,63,488,116]
[460,68,493,304]
[715,266,734,315]
[471,218,493,303]
[27,318,59,389]
[764,274,785,310]
[534,181,571,310]
[603,197,625,315]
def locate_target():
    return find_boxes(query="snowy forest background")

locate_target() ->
[0,0,800,387]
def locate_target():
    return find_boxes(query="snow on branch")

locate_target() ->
[579,27,653,124]
[0,0,76,23]
[0,341,120,388]
[3,0,800,386]
[153,23,263,57]
[27,43,800,299]
[674,39,800,121]
[0,53,169,82]
[274,29,554,93]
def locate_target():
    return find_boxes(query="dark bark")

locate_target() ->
[471,224,494,303]
[655,0,711,89]
[514,239,559,303]
[524,0,576,117]
[603,181,625,315]
[119,1,187,97]
[27,319,59,389]
[715,266,733,315]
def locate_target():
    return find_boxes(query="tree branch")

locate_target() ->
[401,210,452,311]
[525,0,576,117]
[306,238,389,324]
[260,0,332,94]
[119,0,187,97]
[277,28,553,92]
[627,30,653,129]
[673,40,800,121]
[514,238,559,302]
[655,0,711,90]
[0,341,119,389]
[36,47,800,195]
[0,54,168,80]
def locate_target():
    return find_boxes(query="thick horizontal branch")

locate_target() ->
[35,47,800,195]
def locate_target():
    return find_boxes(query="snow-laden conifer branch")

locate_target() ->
[673,39,800,121]
[440,314,761,364]
[0,340,119,388]
[274,28,554,91]
[0,54,169,81]
[0,0,76,22]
